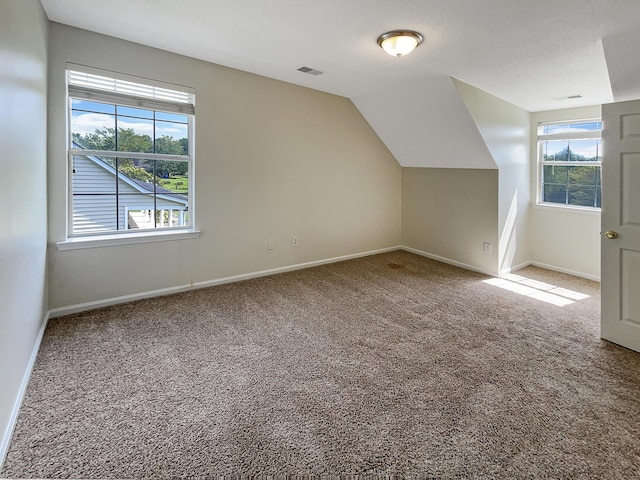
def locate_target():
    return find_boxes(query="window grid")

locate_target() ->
[538,119,602,210]
[67,69,194,238]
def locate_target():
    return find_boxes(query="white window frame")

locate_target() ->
[59,66,199,249]
[537,118,602,211]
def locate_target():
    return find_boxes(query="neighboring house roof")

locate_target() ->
[72,141,188,206]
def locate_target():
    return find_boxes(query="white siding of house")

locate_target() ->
[72,155,187,234]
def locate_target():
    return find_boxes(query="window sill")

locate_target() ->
[56,229,201,251]
[533,203,601,216]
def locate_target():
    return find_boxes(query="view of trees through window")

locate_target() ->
[71,100,189,193]
[70,95,193,234]
[539,121,602,208]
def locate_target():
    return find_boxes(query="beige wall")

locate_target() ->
[530,106,601,280]
[0,0,49,465]
[454,79,532,274]
[402,168,499,275]
[47,24,402,310]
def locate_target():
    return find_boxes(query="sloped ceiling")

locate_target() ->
[603,29,640,103]
[353,76,496,169]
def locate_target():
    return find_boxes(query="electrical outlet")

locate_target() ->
[483,242,492,254]
[268,240,275,250]
[292,236,299,247]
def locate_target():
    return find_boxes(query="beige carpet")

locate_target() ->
[2,251,640,478]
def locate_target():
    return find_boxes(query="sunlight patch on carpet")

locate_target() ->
[483,273,590,307]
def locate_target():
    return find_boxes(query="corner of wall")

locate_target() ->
[453,78,532,275]
[528,106,602,280]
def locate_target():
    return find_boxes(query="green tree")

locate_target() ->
[73,127,153,152]
[153,135,188,177]
[74,127,188,186]
[543,146,600,207]
[155,135,184,155]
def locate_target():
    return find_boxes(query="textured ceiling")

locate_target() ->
[40,0,640,112]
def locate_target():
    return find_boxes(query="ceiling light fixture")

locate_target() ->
[377,30,423,57]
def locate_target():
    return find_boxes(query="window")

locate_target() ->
[67,69,195,237]
[538,119,602,209]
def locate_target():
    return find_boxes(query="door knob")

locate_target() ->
[604,230,619,239]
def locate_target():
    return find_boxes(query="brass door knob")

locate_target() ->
[604,230,619,239]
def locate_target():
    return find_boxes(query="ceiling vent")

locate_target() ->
[553,94,583,101]
[297,66,324,76]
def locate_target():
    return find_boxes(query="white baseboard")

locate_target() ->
[0,311,49,472]
[190,246,401,289]
[48,246,402,318]
[525,261,601,282]
[501,260,600,282]
[49,248,599,319]
[499,260,532,277]
[400,246,497,277]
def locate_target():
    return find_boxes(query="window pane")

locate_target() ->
[539,121,602,136]
[543,165,568,184]
[541,139,601,162]
[70,154,190,234]
[116,105,154,119]
[72,154,117,234]
[568,185,597,207]
[596,186,602,208]
[542,140,570,161]
[116,158,154,184]
[543,184,567,204]
[154,160,189,183]
[72,155,115,194]
[127,209,155,229]
[567,139,601,161]
[155,111,188,123]
[127,207,189,230]
[72,110,116,150]
[116,118,153,153]
[568,166,597,185]
[155,121,188,155]
[72,194,117,233]
[72,99,115,115]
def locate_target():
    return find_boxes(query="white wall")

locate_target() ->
[352,76,497,169]
[0,0,49,467]
[530,106,602,280]
[454,79,531,274]
[47,24,402,311]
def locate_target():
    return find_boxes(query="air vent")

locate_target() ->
[297,66,324,76]
[553,94,583,101]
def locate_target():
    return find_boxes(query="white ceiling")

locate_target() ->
[40,0,640,112]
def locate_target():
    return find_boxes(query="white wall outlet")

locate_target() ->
[268,240,275,250]
[292,236,299,247]
[483,242,492,254]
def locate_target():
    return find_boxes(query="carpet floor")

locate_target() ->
[2,251,640,478]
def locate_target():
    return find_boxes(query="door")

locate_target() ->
[601,100,640,353]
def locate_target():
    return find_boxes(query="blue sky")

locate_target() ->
[71,100,188,140]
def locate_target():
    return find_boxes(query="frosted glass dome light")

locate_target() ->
[377,30,423,57]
